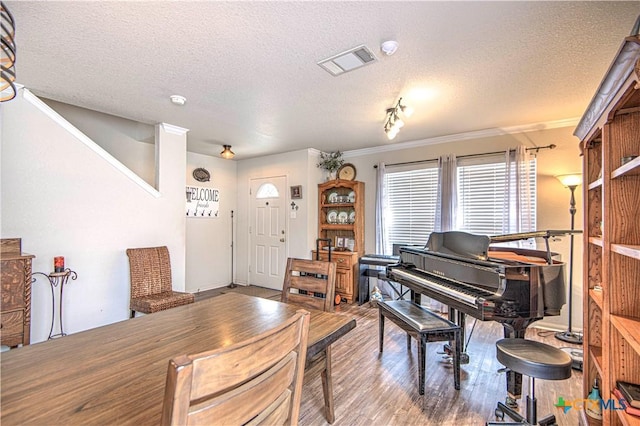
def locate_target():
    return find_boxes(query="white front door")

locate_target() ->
[249,176,287,290]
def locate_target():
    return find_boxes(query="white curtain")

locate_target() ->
[503,146,534,248]
[434,154,457,232]
[375,162,387,254]
[374,161,397,298]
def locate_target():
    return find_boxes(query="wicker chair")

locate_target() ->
[281,257,338,423]
[127,246,194,318]
[161,309,310,426]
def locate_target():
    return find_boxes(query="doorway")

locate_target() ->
[249,176,287,289]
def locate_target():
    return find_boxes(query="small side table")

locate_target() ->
[33,269,78,339]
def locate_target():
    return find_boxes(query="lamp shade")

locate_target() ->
[220,145,235,159]
[555,174,583,187]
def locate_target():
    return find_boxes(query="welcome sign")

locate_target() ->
[186,185,220,218]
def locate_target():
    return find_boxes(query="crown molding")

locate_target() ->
[342,117,580,159]
[160,123,189,135]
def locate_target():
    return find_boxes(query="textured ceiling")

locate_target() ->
[6,1,640,159]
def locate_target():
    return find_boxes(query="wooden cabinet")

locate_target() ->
[315,179,364,303]
[313,250,360,303]
[575,22,640,426]
[1,238,35,347]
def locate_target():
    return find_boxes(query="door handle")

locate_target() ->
[280,238,285,242]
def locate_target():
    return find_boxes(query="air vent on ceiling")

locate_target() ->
[317,45,378,76]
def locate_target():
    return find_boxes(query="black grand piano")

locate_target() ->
[385,230,577,403]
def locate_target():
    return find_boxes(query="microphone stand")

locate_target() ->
[227,210,237,288]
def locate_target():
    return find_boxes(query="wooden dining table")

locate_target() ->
[0,292,356,425]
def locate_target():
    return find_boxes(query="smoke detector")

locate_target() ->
[380,40,399,56]
[170,95,186,106]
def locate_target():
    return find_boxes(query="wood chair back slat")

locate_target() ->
[188,354,294,424]
[281,258,336,313]
[280,257,338,423]
[161,309,310,426]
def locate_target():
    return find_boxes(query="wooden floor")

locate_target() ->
[197,286,583,425]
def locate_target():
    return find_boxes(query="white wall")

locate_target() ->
[37,99,239,293]
[1,89,187,343]
[41,98,156,186]
[185,152,237,292]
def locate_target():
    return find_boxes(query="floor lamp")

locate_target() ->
[555,174,583,345]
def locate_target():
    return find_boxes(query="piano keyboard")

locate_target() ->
[359,254,399,266]
[389,268,494,308]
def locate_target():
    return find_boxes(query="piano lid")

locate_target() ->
[489,230,582,244]
[426,231,490,261]
[424,230,580,264]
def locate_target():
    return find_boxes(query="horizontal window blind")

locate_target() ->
[458,158,536,237]
[384,167,438,253]
[458,161,507,235]
[384,154,536,252]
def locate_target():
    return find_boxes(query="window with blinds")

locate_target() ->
[384,165,438,254]
[384,155,536,253]
[458,156,536,237]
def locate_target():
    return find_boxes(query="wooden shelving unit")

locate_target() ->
[314,179,364,304]
[575,21,640,426]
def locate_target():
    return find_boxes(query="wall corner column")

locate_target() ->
[156,123,189,291]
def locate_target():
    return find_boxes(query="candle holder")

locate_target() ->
[54,256,65,273]
[33,268,78,339]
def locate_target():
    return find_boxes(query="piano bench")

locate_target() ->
[378,300,461,395]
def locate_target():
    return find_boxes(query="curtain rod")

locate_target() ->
[373,144,556,168]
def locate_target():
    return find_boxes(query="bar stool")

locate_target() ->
[487,338,572,426]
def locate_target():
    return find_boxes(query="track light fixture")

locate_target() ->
[220,145,235,159]
[383,97,413,140]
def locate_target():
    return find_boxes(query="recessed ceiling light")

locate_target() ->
[170,95,186,106]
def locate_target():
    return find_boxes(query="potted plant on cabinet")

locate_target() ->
[317,151,344,180]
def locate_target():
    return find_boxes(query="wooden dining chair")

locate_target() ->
[161,309,310,426]
[126,246,194,318]
[281,257,338,423]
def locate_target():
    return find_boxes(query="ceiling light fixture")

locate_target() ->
[169,95,186,106]
[1,1,17,102]
[383,97,413,140]
[380,40,399,56]
[220,145,235,159]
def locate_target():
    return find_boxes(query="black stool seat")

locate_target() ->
[488,339,573,426]
[496,339,572,381]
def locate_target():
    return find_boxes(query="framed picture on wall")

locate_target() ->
[290,185,302,199]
